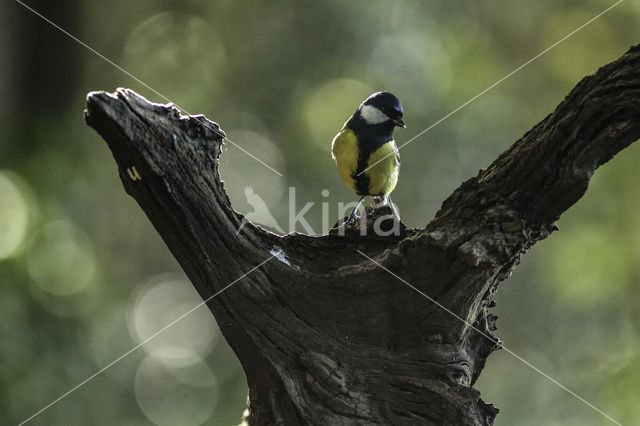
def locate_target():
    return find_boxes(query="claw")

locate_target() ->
[345,211,359,225]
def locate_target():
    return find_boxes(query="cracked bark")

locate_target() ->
[84,45,640,425]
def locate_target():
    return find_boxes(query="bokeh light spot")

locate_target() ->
[27,220,96,296]
[135,354,218,426]
[302,78,374,148]
[0,170,31,260]
[369,31,452,114]
[123,12,226,111]
[130,274,219,366]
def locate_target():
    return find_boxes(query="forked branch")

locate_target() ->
[85,44,640,425]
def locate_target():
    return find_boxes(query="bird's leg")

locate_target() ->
[346,196,366,224]
[371,195,388,208]
[387,196,400,219]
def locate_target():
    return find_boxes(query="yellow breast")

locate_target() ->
[332,128,400,196]
[331,127,359,193]
[365,140,399,196]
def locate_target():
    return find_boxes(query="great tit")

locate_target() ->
[331,91,405,224]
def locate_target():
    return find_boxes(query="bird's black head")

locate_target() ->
[360,91,405,128]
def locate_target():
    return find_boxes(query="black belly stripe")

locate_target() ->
[354,152,371,196]
[347,112,396,196]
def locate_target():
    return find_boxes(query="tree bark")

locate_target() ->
[84,45,640,425]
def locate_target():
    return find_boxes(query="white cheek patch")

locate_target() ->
[360,104,390,125]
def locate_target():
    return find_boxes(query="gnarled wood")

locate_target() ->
[84,44,640,425]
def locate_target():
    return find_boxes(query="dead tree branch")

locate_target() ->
[84,45,640,425]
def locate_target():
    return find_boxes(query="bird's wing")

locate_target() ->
[331,127,359,192]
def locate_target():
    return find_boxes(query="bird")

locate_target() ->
[331,91,405,224]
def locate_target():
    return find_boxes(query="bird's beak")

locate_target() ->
[393,118,406,128]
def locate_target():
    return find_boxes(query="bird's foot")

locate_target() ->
[333,213,358,228]
[345,210,359,225]
[332,210,361,229]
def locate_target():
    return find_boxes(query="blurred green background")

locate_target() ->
[1,0,639,425]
